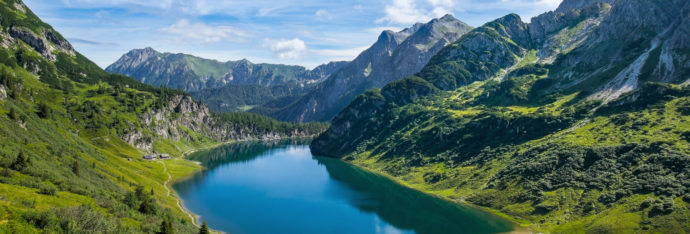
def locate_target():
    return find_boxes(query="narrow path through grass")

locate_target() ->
[158,160,199,227]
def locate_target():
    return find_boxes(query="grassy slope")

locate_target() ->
[313,5,690,232]
[0,55,208,232]
[335,71,690,233]
[0,1,322,232]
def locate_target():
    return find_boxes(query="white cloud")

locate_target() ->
[29,0,564,69]
[264,38,307,59]
[377,0,428,25]
[160,19,248,45]
[376,0,454,25]
[536,0,562,9]
[257,7,279,17]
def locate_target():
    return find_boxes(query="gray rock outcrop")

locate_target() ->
[263,14,472,122]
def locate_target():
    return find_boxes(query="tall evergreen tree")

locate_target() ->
[7,107,17,120]
[157,220,174,234]
[199,221,209,234]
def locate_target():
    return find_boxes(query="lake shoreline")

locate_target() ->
[173,140,525,233]
[338,158,533,234]
[168,137,316,233]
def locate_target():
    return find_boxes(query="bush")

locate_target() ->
[11,152,30,171]
[648,197,674,217]
[25,205,116,233]
[138,198,158,215]
[7,107,17,120]
[38,182,58,196]
[598,193,617,205]
[640,197,654,209]
[36,102,51,119]
[157,220,174,234]
[423,172,445,184]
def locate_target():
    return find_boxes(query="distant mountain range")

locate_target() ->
[107,15,472,121]
[106,48,347,92]
[3,0,690,232]
[257,14,473,122]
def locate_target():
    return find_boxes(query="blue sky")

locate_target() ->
[24,0,562,69]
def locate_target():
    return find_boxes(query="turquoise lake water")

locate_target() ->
[173,140,515,234]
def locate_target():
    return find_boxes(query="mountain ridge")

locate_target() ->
[106,47,347,92]
[311,0,690,232]
[0,1,327,232]
[256,14,473,122]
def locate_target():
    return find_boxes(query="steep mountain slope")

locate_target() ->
[0,1,327,233]
[106,47,347,92]
[190,82,314,112]
[256,15,472,122]
[312,0,690,232]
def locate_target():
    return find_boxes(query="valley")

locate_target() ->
[1,0,689,233]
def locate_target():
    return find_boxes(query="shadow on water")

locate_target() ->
[314,156,515,234]
[175,140,516,234]
[175,139,312,198]
[188,139,312,170]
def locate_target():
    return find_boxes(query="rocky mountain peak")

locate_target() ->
[235,58,252,67]
[425,14,469,35]
[375,30,405,48]
[139,46,159,54]
[123,47,160,60]
[439,14,456,21]
[263,14,472,122]
[402,23,425,35]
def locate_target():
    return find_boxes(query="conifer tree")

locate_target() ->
[199,221,209,234]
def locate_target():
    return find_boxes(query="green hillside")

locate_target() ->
[106,47,347,93]
[0,0,326,232]
[190,83,313,113]
[312,0,690,232]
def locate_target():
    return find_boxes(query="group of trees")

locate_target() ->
[157,220,174,234]
[0,3,220,233]
[124,186,159,215]
[157,220,209,234]
[215,112,329,136]
[0,5,334,233]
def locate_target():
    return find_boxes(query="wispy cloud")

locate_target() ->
[376,0,453,25]
[68,38,119,46]
[257,7,280,17]
[25,0,562,68]
[160,19,249,45]
[264,38,307,59]
[376,0,562,26]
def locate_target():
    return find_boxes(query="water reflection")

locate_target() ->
[174,141,515,234]
[315,156,515,234]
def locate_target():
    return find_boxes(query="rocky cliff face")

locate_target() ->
[3,2,75,60]
[310,1,690,232]
[313,0,690,156]
[261,15,472,122]
[122,95,318,151]
[106,48,347,92]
